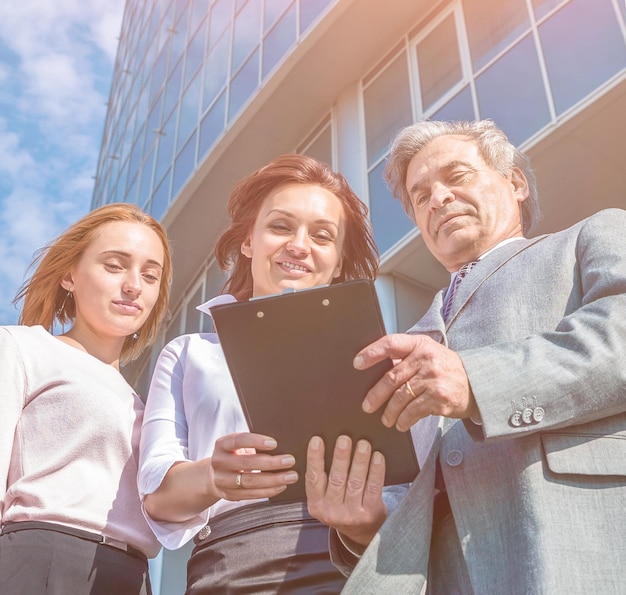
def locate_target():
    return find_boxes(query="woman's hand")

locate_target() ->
[210,432,299,501]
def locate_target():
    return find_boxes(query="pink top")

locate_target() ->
[0,325,160,557]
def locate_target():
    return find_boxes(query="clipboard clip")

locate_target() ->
[249,284,330,301]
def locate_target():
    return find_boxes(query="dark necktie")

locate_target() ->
[442,261,477,322]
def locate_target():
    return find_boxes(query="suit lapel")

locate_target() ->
[343,424,443,594]
[445,235,549,327]
[407,290,448,346]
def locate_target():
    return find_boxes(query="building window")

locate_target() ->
[199,92,227,159]
[138,143,156,207]
[185,284,204,333]
[228,48,260,120]
[462,0,531,71]
[231,0,261,74]
[539,0,626,115]
[363,48,412,167]
[165,308,182,344]
[363,46,413,254]
[475,34,551,145]
[531,0,566,20]
[177,73,202,153]
[161,260,229,341]
[92,0,345,213]
[170,7,191,73]
[150,44,170,104]
[262,2,297,78]
[415,11,463,112]
[209,0,233,45]
[264,0,292,33]
[190,0,211,33]
[172,131,197,200]
[431,85,475,121]
[300,0,335,33]
[154,112,177,190]
[205,261,226,296]
[368,160,415,255]
[202,29,230,112]
[125,170,139,205]
[298,115,333,166]
[134,362,153,403]
[147,92,164,142]
[150,169,172,221]
[164,57,184,121]
[184,21,207,88]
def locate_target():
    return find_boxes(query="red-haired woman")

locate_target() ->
[0,203,172,594]
[138,154,379,593]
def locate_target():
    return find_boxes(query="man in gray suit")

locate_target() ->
[305,119,626,594]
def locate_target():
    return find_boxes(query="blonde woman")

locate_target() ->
[0,204,172,594]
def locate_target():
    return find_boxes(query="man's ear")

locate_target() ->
[241,237,252,258]
[511,167,529,203]
[60,272,74,292]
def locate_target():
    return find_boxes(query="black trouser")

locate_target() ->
[0,522,151,595]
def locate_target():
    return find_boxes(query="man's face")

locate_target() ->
[405,135,528,272]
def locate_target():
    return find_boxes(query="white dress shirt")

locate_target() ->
[138,295,263,550]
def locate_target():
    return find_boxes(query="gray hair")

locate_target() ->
[383,119,541,235]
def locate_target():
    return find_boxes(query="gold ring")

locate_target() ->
[235,472,243,487]
[405,381,417,400]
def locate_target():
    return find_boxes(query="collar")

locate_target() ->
[196,294,237,321]
[450,237,525,281]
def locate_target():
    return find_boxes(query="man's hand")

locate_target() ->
[354,333,479,431]
[305,435,387,547]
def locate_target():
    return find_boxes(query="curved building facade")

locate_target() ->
[93,0,626,591]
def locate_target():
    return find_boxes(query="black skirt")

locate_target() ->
[0,524,151,595]
[187,501,346,594]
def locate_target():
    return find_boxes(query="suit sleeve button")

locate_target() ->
[446,450,463,467]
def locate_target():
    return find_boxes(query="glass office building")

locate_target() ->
[93,0,626,591]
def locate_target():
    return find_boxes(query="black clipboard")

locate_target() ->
[210,279,419,502]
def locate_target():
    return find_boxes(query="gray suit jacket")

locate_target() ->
[338,209,626,594]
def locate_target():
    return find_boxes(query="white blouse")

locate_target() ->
[138,296,264,550]
[0,325,160,557]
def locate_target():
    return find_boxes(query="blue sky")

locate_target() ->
[0,0,125,325]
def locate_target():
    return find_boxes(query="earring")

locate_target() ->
[56,291,73,318]
[132,332,139,340]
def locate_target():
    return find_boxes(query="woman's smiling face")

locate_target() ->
[241,183,346,298]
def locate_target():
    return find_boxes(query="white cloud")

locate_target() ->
[0,186,73,319]
[0,0,125,324]
[0,122,36,176]
[22,53,94,121]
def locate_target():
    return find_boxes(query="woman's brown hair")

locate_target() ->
[214,154,379,301]
[13,203,172,364]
